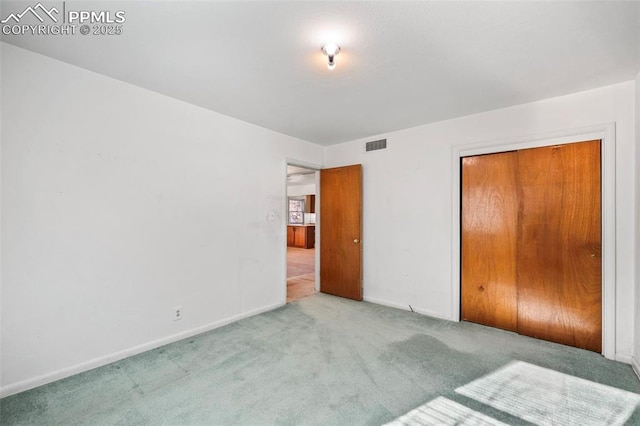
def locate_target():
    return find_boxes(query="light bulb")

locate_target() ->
[321,43,341,70]
[322,43,340,56]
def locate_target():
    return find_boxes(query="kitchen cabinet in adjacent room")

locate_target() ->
[287,225,315,249]
[305,195,315,213]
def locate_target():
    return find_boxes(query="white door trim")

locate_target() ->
[450,123,616,360]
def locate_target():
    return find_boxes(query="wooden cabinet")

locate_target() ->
[294,227,307,247]
[303,226,315,248]
[305,195,316,213]
[287,226,315,249]
[287,226,296,247]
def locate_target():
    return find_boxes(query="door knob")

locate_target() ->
[353,239,360,244]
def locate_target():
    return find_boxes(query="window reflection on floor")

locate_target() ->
[456,361,640,426]
[385,396,507,426]
[387,361,640,426]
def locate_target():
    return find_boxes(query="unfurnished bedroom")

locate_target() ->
[1,1,640,424]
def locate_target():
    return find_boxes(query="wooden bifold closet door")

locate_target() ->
[461,140,602,352]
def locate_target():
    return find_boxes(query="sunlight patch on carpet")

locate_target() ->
[385,396,507,426]
[455,361,640,426]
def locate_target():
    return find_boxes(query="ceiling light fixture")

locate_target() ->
[321,43,341,70]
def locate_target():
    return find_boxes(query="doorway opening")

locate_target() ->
[286,165,318,303]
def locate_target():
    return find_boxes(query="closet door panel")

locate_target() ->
[516,141,601,352]
[461,152,518,331]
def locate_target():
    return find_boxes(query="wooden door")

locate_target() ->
[461,152,519,331]
[461,140,602,352]
[516,141,601,352]
[320,165,362,300]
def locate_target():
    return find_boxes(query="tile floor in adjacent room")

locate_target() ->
[287,246,316,303]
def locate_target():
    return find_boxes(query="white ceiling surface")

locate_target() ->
[287,165,316,187]
[2,1,639,146]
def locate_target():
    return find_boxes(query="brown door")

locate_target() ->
[461,151,519,331]
[461,140,602,352]
[320,165,362,300]
[516,141,601,352]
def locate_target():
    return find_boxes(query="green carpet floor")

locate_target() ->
[2,293,639,425]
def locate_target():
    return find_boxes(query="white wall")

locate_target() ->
[324,81,637,362]
[0,40,4,390]
[634,72,640,375]
[287,183,316,197]
[0,43,323,396]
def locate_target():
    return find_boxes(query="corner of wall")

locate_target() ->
[634,71,640,372]
[633,356,640,381]
[0,40,4,391]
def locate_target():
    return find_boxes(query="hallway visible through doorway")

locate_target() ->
[287,247,315,302]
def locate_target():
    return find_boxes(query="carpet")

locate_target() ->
[2,294,639,425]
[385,396,508,426]
[455,361,640,426]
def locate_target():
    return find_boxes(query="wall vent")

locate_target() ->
[366,139,387,152]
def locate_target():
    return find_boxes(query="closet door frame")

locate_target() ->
[451,123,616,360]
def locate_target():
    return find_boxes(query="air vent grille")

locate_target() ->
[366,139,387,152]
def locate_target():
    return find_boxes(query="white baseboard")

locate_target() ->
[0,302,284,399]
[363,296,452,321]
[615,354,633,365]
[632,357,640,381]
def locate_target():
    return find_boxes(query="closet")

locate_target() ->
[461,140,602,352]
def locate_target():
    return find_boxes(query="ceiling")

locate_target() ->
[2,1,639,146]
[287,165,316,187]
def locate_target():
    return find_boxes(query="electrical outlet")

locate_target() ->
[173,306,183,321]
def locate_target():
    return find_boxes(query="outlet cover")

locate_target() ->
[174,306,183,321]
